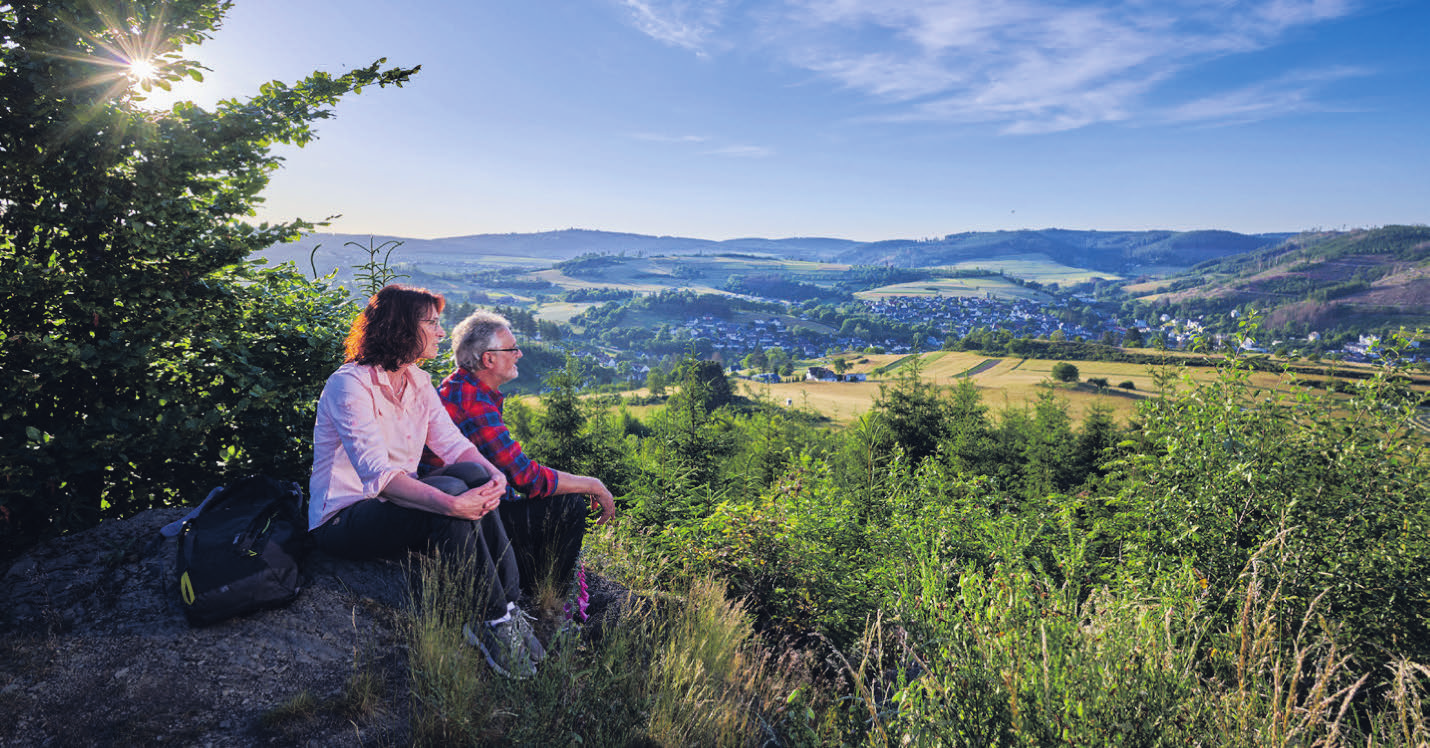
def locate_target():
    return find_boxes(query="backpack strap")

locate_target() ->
[159,484,225,538]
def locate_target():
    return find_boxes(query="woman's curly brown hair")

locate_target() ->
[344,284,445,371]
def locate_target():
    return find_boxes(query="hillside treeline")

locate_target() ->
[1128,226,1430,339]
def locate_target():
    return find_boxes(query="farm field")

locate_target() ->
[854,254,1122,301]
[530,267,704,295]
[744,355,1153,424]
[1121,278,1174,295]
[737,351,1428,426]
[678,255,849,282]
[527,255,854,297]
[532,300,600,323]
[856,276,1052,302]
[943,253,1125,285]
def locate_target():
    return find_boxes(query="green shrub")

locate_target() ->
[1051,361,1080,382]
[1104,350,1430,668]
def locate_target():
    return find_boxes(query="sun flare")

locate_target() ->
[127,58,159,83]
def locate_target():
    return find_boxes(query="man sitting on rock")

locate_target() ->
[427,310,616,603]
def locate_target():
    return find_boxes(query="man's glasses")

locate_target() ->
[486,347,521,354]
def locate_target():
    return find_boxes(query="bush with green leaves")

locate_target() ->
[1101,339,1430,668]
[0,0,416,554]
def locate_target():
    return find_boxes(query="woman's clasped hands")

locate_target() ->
[450,471,506,520]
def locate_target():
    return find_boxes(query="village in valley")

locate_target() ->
[517,291,1419,389]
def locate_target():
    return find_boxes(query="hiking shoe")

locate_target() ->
[511,606,547,664]
[464,619,538,679]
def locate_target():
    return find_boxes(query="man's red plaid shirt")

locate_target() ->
[424,367,559,498]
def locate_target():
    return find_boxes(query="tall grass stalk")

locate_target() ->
[851,528,1430,747]
[405,551,492,745]
[404,547,800,745]
[644,577,789,745]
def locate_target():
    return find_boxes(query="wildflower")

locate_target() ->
[563,552,590,623]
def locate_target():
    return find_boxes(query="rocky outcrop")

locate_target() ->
[0,507,628,746]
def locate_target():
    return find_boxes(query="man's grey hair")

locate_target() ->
[451,310,511,371]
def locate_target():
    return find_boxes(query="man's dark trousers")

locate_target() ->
[500,493,590,597]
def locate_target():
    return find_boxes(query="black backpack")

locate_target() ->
[172,475,309,627]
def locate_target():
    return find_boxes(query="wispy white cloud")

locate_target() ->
[1255,0,1357,30]
[705,144,776,158]
[628,132,773,158]
[615,0,1366,133]
[1162,65,1371,125]
[631,132,710,143]
[618,0,732,55]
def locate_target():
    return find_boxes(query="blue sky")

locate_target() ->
[147,0,1429,242]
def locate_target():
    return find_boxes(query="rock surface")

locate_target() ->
[0,508,628,746]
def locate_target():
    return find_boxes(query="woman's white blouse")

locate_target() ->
[309,362,472,529]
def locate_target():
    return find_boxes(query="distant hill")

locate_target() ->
[1132,225,1430,331]
[257,229,860,273]
[832,229,1293,275]
[259,227,1291,280]
[250,225,1430,336]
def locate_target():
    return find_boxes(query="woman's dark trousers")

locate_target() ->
[312,462,518,621]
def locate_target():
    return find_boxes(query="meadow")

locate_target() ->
[529,255,855,298]
[855,276,1052,301]
[726,349,1413,426]
[525,300,598,324]
[942,252,1125,285]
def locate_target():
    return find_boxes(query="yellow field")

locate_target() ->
[736,352,1419,426]
[742,357,1155,424]
[856,277,1052,302]
[943,254,1124,284]
[1122,279,1174,295]
[526,256,856,297]
[530,267,707,295]
[532,300,600,323]
[526,350,1426,434]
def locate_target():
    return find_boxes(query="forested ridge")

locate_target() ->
[1132,226,1430,335]
[3,2,1429,744]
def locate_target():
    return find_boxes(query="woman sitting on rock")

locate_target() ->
[308,284,543,678]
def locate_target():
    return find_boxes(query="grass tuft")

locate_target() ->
[402,543,805,745]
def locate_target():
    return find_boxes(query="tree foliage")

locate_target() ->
[868,357,952,467]
[1051,361,1080,382]
[1108,345,1430,667]
[0,0,417,554]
